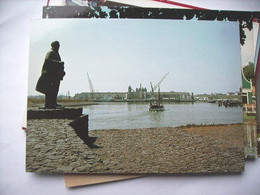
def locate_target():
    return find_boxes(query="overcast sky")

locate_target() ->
[28,19,242,96]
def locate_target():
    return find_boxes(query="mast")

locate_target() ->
[158,87,161,106]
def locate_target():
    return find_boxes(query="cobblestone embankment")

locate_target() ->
[26,120,244,174]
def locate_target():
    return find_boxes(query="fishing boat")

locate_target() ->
[149,87,164,111]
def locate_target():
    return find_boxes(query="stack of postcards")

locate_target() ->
[25,0,260,188]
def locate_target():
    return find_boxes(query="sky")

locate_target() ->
[28,19,242,96]
[241,27,256,67]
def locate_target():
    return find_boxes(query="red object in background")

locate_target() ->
[152,0,206,10]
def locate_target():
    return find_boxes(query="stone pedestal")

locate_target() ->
[27,108,83,119]
[27,107,97,148]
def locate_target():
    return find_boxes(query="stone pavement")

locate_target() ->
[26,120,244,174]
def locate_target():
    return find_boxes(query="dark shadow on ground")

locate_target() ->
[69,115,102,149]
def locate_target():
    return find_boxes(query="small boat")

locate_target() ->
[149,87,164,111]
[149,103,164,111]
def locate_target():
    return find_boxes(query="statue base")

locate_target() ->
[27,107,98,147]
[27,107,83,119]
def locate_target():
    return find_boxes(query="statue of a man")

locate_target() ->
[36,41,65,109]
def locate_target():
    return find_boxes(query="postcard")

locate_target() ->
[39,5,259,187]
[42,7,259,159]
[25,16,247,174]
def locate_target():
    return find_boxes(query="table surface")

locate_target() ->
[0,1,260,194]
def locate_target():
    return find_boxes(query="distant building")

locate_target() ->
[241,69,256,114]
[241,70,253,104]
[74,92,126,101]
[74,85,193,102]
[226,92,239,96]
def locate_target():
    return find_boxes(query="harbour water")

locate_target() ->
[83,102,243,130]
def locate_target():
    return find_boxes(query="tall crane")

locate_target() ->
[87,73,95,93]
[150,72,169,93]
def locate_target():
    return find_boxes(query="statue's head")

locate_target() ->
[51,41,60,51]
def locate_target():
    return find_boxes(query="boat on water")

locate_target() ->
[149,87,164,111]
[149,103,164,111]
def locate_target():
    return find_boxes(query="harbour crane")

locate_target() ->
[150,72,169,93]
[87,73,95,93]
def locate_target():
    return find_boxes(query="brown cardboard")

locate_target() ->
[64,174,142,187]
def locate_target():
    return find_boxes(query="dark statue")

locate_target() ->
[36,41,66,109]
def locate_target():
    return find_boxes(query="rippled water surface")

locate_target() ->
[83,102,243,130]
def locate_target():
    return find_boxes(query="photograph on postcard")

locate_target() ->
[26,18,244,174]
[42,7,260,159]
[241,25,258,158]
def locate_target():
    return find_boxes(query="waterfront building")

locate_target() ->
[241,70,254,104]
[74,85,193,102]
[241,69,256,114]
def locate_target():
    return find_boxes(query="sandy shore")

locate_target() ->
[26,118,244,174]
